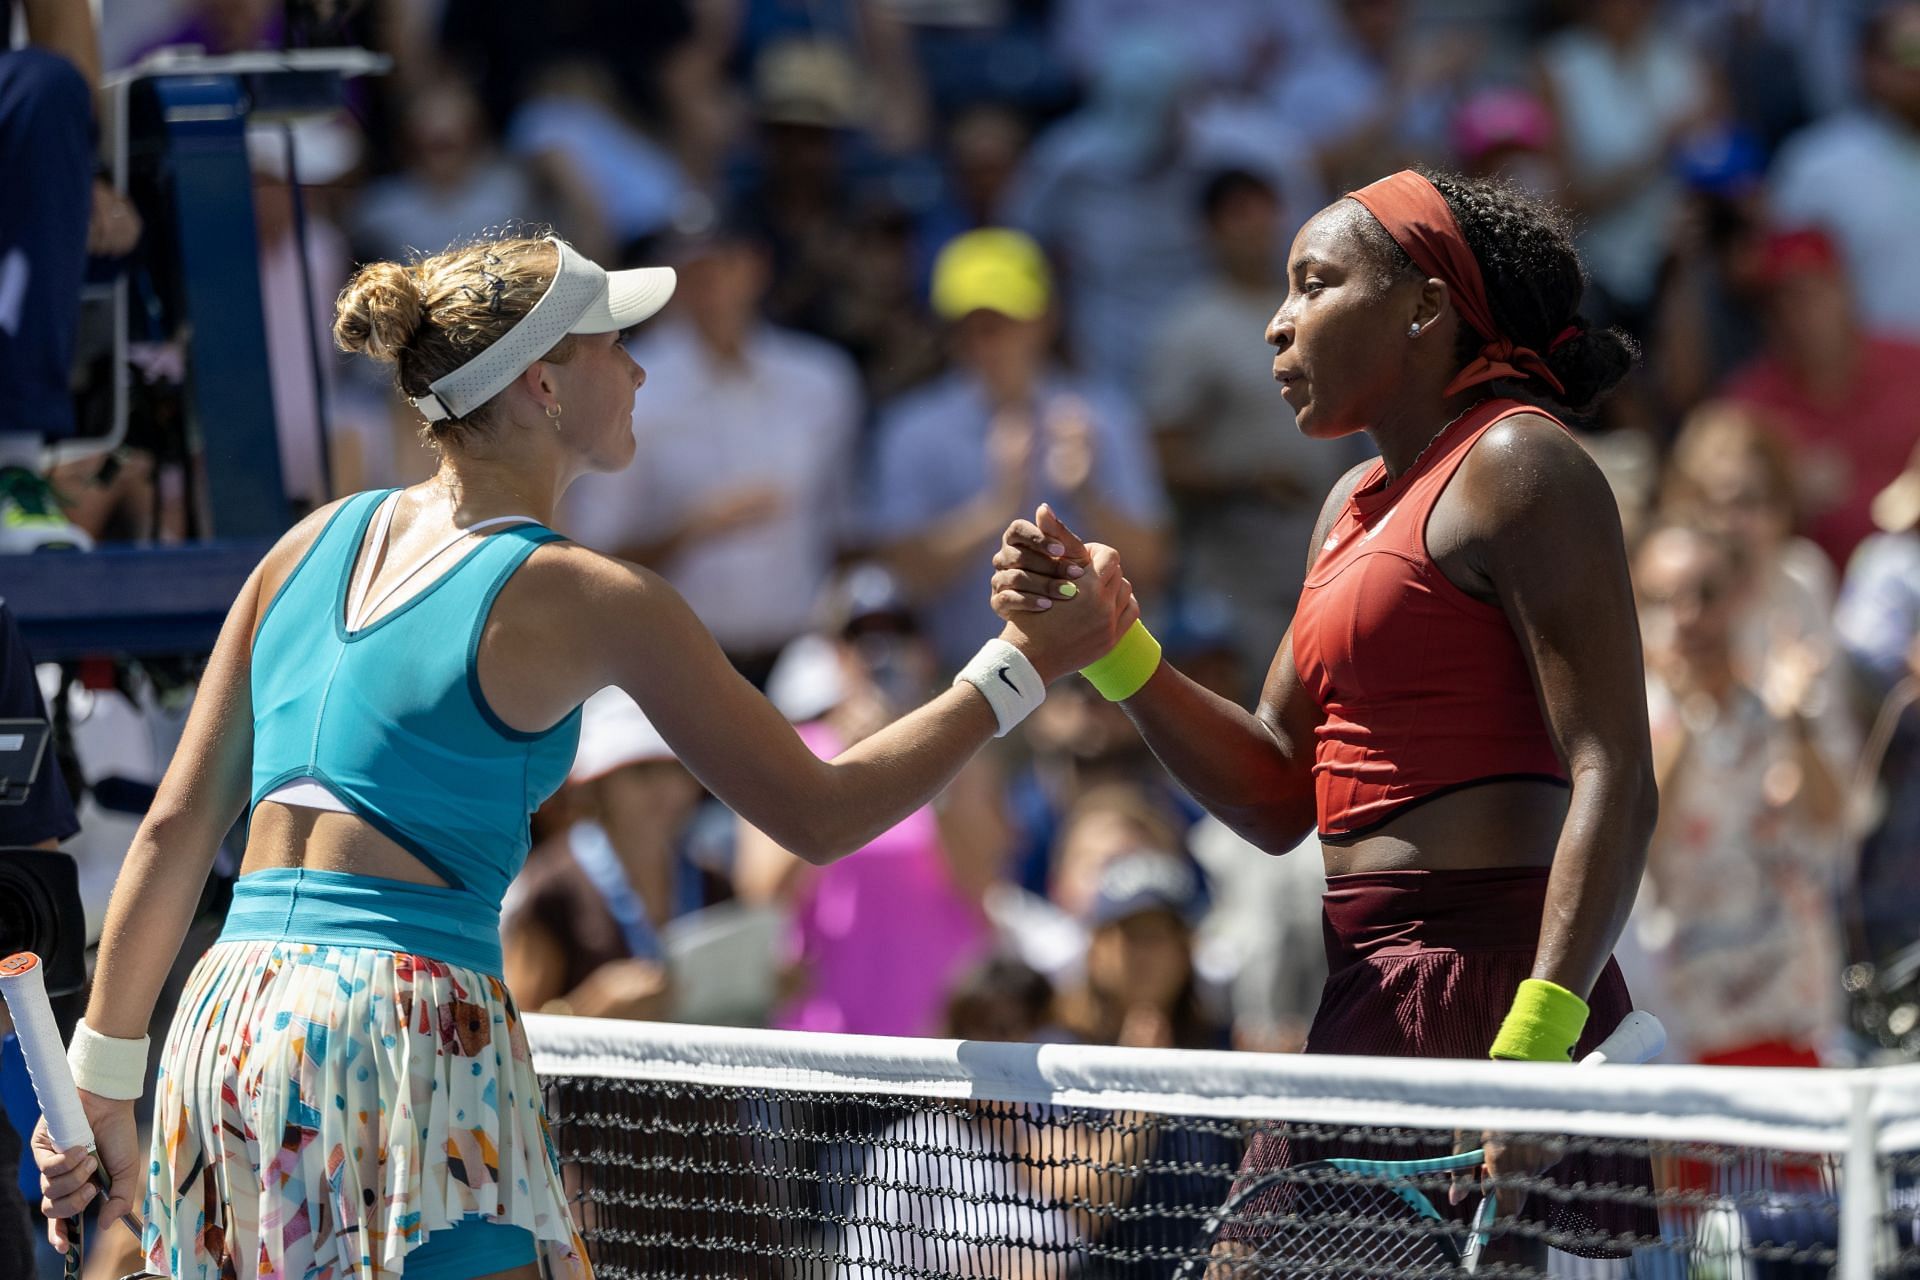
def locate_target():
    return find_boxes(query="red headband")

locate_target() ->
[1346,170,1567,398]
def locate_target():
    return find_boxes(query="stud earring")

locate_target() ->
[1408,322,1423,338]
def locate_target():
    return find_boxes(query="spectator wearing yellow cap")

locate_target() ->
[871,228,1168,669]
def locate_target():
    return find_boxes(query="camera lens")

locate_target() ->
[0,851,85,994]
[0,858,55,960]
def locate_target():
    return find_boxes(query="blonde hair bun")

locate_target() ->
[334,261,426,363]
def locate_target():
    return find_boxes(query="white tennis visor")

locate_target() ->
[411,237,676,423]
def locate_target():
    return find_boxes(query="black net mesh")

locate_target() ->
[1885,1148,1920,1279]
[539,1073,1883,1280]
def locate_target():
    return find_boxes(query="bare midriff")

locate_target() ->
[1318,776,1569,876]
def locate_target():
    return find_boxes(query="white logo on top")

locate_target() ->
[1326,504,1399,553]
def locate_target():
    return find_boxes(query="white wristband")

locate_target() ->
[954,639,1046,737]
[67,1020,150,1100]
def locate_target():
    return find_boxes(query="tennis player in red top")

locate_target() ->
[991,170,1657,1262]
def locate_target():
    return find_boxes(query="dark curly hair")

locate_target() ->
[1352,170,1638,414]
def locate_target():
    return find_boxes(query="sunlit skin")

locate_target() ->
[246,327,646,891]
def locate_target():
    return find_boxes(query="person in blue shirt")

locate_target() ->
[873,228,1169,670]
[0,0,138,552]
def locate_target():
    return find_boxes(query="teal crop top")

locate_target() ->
[249,489,583,908]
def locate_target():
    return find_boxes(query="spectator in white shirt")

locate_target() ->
[1770,1,1920,341]
[563,212,863,685]
[1535,0,1713,332]
[832,957,1078,1280]
[1628,524,1847,1066]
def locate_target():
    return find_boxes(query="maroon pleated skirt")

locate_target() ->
[1229,866,1658,1257]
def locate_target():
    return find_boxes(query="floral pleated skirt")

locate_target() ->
[141,939,592,1279]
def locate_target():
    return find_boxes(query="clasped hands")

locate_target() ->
[989,503,1138,684]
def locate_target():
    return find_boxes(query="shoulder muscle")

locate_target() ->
[1457,414,1617,544]
[492,540,707,698]
[1448,416,1636,625]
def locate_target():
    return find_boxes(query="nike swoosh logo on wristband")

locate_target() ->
[996,665,1021,695]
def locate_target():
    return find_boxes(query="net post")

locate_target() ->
[1838,1076,1879,1280]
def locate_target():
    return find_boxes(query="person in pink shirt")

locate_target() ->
[737,565,1010,1036]
[1722,227,1920,565]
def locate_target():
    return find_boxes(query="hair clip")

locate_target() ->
[462,267,507,315]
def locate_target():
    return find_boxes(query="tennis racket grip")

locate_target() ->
[0,953,95,1154]
[1580,1009,1666,1065]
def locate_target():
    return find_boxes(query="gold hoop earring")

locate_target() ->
[546,403,562,431]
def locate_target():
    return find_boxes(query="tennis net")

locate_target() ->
[526,1015,1920,1279]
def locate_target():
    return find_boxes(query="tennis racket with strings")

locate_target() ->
[1176,1010,1669,1279]
[0,952,150,1280]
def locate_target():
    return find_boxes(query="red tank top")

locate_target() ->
[1291,399,1569,837]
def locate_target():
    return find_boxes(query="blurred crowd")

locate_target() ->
[39,0,1920,1070]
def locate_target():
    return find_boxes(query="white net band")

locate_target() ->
[527,1015,1920,1155]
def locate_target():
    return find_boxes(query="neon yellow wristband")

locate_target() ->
[1489,978,1590,1062]
[1079,620,1163,701]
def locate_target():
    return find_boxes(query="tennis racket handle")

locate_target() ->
[0,953,95,1153]
[1581,1009,1666,1065]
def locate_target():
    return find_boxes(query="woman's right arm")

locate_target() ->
[551,545,1135,867]
[990,472,1370,855]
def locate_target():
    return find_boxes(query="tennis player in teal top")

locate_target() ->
[31,231,1142,1280]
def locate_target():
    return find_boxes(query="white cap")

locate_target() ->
[569,687,676,784]
[412,236,676,423]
